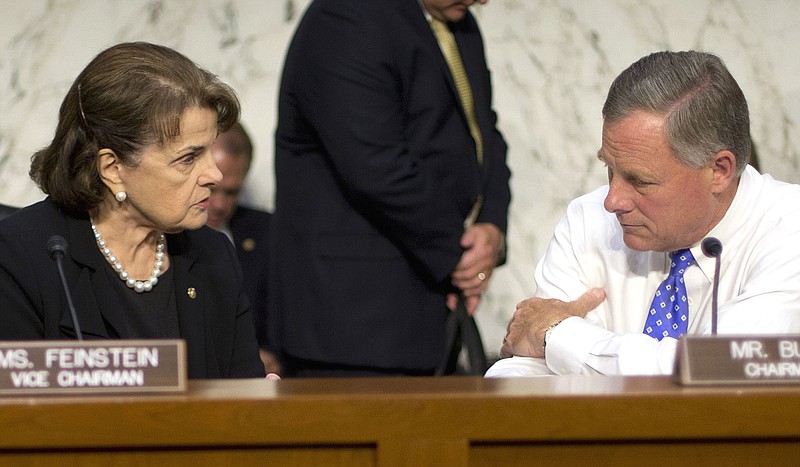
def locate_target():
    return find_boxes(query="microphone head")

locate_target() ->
[701,237,722,258]
[47,235,68,259]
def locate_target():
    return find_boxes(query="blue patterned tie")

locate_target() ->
[643,249,695,340]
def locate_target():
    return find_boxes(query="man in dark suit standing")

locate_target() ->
[208,122,280,375]
[274,0,510,376]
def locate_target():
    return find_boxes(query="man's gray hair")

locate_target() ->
[602,51,750,175]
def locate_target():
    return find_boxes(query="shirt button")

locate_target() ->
[688,298,694,306]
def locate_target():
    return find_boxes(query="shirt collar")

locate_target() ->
[418,0,433,22]
[689,164,753,280]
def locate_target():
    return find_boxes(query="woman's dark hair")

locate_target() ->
[30,41,240,211]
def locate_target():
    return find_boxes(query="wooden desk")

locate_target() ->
[0,375,798,466]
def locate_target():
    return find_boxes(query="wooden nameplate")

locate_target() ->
[674,334,800,386]
[0,339,187,395]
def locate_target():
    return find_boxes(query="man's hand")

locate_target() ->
[449,223,503,314]
[500,288,605,359]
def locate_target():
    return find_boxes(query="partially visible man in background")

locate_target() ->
[208,122,280,375]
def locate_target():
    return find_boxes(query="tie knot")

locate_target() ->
[430,18,454,44]
[669,249,695,276]
[430,17,448,32]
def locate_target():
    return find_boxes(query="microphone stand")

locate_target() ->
[701,237,722,336]
[48,235,83,340]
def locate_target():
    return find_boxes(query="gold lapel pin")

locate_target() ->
[242,238,256,252]
[187,287,197,299]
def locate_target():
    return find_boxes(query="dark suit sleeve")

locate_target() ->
[0,227,46,339]
[281,2,466,284]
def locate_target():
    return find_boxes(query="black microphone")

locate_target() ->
[47,235,83,340]
[701,237,723,335]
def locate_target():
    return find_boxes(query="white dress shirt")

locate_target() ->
[487,166,800,376]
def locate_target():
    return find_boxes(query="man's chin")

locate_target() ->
[622,234,654,252]
[445,12,467,22]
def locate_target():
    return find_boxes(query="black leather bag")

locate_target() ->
[435,296,488,376]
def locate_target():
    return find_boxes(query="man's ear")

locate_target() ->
[97,148,124,193]
[710,149,736,194]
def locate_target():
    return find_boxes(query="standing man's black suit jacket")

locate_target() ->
[274,0,511,372]
[0,199,265,379]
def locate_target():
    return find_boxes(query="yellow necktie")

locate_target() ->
[430,18,483,165]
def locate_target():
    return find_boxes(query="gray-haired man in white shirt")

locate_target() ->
[489,50,800,377]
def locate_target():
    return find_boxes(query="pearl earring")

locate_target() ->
[115,191,127,202]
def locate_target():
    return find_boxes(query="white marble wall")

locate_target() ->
[2,0,799,358]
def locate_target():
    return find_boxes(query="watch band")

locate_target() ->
[543,319,565,351]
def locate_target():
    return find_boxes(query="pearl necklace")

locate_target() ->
[91,223,166,293]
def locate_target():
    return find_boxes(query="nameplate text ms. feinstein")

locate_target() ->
[674,335,800,385]
[0,339,187,395]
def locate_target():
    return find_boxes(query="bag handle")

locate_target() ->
[435,295,488,376]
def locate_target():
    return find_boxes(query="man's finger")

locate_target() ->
[447,293,458,311]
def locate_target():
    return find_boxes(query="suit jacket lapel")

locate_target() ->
[65,213,128,338]
[402,1,486,172]
[397,0,461,101]
[167,233,208,378]
[451,15,489,153]
[451,15,490,180]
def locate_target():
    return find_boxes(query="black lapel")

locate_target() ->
[452,12,487,126]
[64,213,127,338]
[398,0,461,101]
[167,233,208,378]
